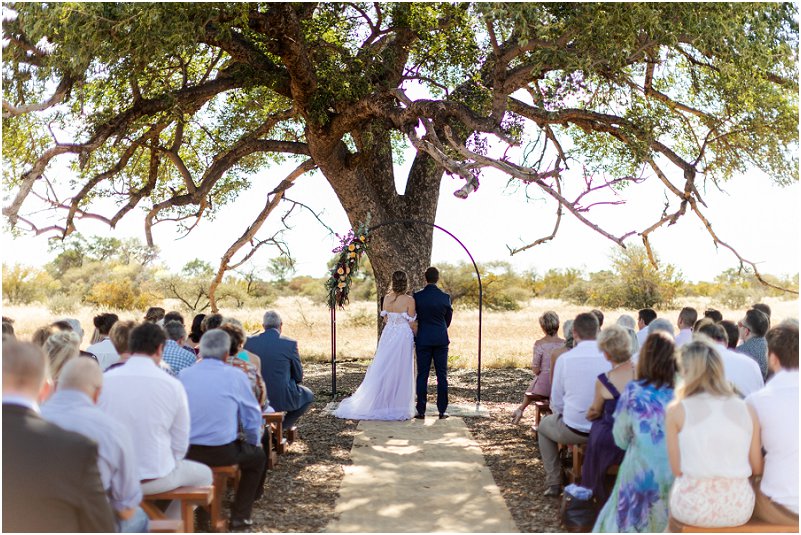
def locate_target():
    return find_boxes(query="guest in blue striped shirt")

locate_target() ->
[162,321,197,376]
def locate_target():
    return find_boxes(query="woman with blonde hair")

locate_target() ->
[666,338,762,529]
[511,311,563,424]
[44,330,81,383]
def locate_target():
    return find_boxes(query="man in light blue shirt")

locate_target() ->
[42,357,148,533]
[179,329,266,530]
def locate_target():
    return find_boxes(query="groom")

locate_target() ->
[413,266,453,419]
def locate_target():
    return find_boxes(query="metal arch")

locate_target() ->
[330,218,484,409]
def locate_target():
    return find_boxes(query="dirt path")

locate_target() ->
[325,412,518,533]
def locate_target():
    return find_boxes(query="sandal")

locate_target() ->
[511,408,524,424]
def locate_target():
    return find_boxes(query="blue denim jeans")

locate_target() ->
[118,506,149,533]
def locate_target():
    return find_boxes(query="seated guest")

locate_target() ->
[32,324,58,347]
[538,313,610,497]
[144,306,166,325]
[42,358,148,533]
[201,313,225,333]
[180,329,267,530]
[86,313,120,370]
[752,303,772,327]
[244,310,315,432]
[615,314,639,354]
[590,309,604,328]
[105,320,137,371]
[593,331,677,532]
[549,319,575,391]
[3,341,116,532]
[582,325,632,505]
[636,308,657,348]
[695,320,763,397]
[100,323,212,518]
[666,339,762,529]
[44,330,81,384]
[52,318,98,361]
[632,317,675,365]
[721,320,740,349]
[165,311,196,353]
[187,313,206,354]
[224,317,262,373]
[736,308,770,379]
[674,307,697,347]
[746,322,799,526]
[219,322,268,408]
[2,318,15,342]
[162,320,197,377]
[704,308,724,323]
[511,311,563,424]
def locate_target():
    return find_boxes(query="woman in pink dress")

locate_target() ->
[511,311,564,424]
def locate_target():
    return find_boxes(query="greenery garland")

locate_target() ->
[326,219,371,309]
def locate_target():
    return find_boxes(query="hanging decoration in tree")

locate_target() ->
[326,218,371,309]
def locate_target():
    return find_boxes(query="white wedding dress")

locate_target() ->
[334,311,416,420]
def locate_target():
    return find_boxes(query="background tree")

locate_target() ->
[3,3,798,320]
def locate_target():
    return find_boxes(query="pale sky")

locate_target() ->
[2,152,799,284]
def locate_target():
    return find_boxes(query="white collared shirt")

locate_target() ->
[715,343,764,398]
[86,338,120,371]
[551,340,611,433]
[746,369,799,513]
[99,356,190,480]
[636,327,649,349]
[674,328,693,348]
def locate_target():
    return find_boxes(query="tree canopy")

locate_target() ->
[3,2,798,307]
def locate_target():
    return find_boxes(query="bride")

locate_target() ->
[334,270,416,421]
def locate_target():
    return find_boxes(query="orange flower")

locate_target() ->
[337,267,344,275]
[348,244,356,252]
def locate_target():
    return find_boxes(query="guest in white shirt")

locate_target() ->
[674,307,697,348]
[538,312,611,497]
[636,308,657,348]
[695,320,763,397]
[746,321,799,526]
[87,313,121,371]
[99,322,212,519]
[632,318,675,365]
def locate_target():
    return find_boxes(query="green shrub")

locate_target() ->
[47,293,80,315]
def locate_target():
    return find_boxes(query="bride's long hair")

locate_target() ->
[391,270,408,294]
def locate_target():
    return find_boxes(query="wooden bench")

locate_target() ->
[263,411,287,456]
[210,465,241,532]
[141,485,214,533]
[669,516,798,532]
[532,400,551,433]
[149,519,184,533]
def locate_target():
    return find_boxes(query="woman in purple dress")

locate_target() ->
[582,325,635,504]
[511,311,564,424]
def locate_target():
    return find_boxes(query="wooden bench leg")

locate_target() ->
[287,426,298,444]
[210,466,239,532]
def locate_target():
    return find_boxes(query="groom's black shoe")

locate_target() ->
[414,413,425,419]
[438,412,449,419]
[543,485,561,498]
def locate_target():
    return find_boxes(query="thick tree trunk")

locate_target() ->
[309,122,444,335]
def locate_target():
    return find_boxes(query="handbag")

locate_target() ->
[560,485,598,533]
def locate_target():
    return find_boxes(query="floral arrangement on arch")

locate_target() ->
[326,219,371,309]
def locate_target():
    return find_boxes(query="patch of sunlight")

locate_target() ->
[372,444,421,455]
[376,502,416,518]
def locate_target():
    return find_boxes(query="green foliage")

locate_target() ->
[532,268,584,299]
[2,263,59,304]
[561,246,684,310]
[439,260,532,311]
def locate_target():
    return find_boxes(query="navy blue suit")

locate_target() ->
[244,329,314,429]
[413,284,453,415]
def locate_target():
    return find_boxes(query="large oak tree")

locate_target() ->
[3,3,798,310]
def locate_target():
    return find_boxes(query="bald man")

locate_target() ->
[42,358,148,532]
[3,341,115,532]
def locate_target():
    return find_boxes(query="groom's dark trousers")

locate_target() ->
[416,345,449,415]
[414,283,453,415]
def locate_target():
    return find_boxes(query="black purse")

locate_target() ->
[560,490,599,532]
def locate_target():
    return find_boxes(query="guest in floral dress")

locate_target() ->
[593,331,677,532]
[511,311,564,424]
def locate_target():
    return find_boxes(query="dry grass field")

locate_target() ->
[4,295,798,369]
